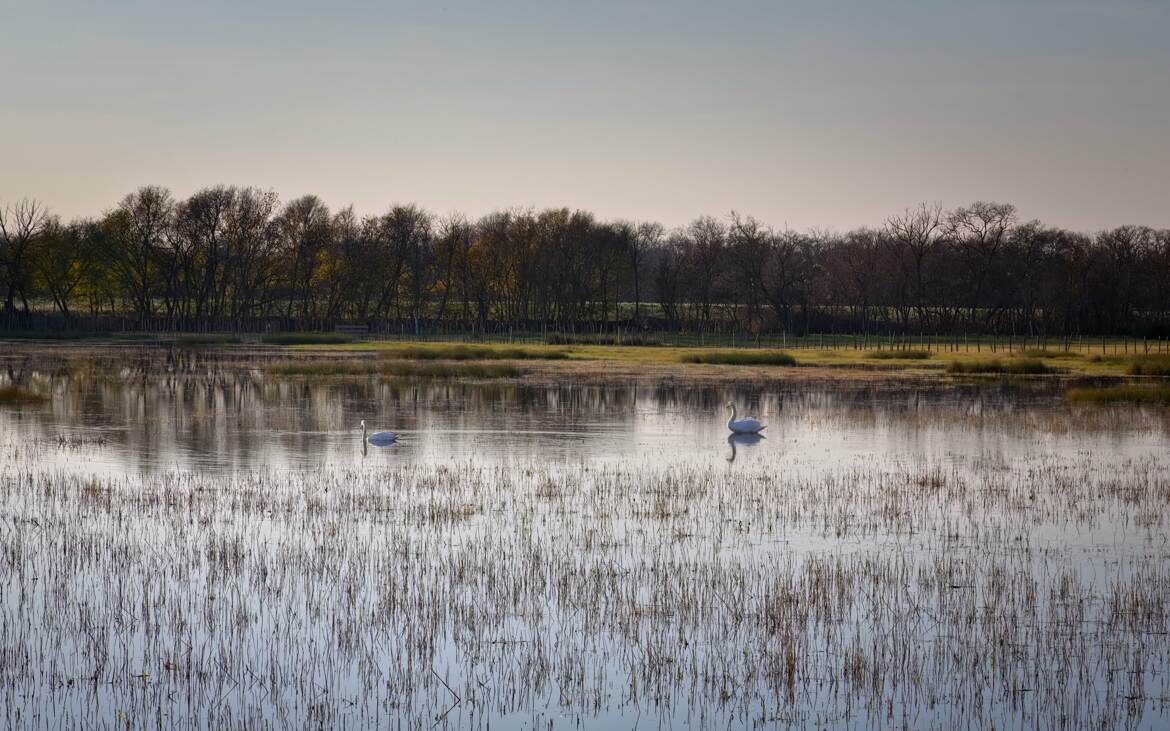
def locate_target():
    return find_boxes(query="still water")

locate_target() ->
[2,345,1169,730]
[2,345,1166,475]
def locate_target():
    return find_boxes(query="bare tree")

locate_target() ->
[0,198,50,314]
[947,201,1016,329]
[830,228,885,333]
[680,216,727,325]
[224,188,280,320]
[631,222,662,325]
[104,186,174,319]
[727,212,771,331]
[34,218,99,318]
[5,185,1170,339]
[432,214,472,324]
[885,202,947,331]
[275,195,331,319]
[1095,225,1153,334]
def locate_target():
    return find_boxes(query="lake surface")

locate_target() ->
[2,345,1167,475]
[1,345,1168,730]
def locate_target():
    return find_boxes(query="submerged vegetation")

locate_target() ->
[0,385,45,403]
[2,345,1169,729]
[1,450,1167,728]
[680,349,796,366]
[1067,385,1170,404]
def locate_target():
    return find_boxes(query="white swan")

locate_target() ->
[360,419,397,446]
[726,402,765,434]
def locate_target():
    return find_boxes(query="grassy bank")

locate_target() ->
[279,339,1162,380]
[7,330,1167,381]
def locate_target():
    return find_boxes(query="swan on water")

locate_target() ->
[726,402,765,434]
[361,419,397,446]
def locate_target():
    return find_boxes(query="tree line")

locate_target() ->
[2,187,1168,336]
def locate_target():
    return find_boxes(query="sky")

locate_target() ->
[2,0,1168,231]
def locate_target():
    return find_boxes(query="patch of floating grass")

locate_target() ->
[1066,385,1170,404]
[0,385,46,403]
[946,358,1052,375]
[269,360,521,379]
[384,344,567,361]
[1127,355,1170,376]
[866,349,931,360]
[680,350,796,366]
[261,332,355,345]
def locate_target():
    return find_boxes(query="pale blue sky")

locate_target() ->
[2,0,1168,230]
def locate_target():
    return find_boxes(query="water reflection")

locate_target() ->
[0,346,1168,477]
[725,432,766,462]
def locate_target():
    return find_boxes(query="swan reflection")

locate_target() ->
[726,432,765,463]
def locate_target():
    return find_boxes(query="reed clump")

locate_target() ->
[1127,355,1170,376]
[680,350,796,366]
